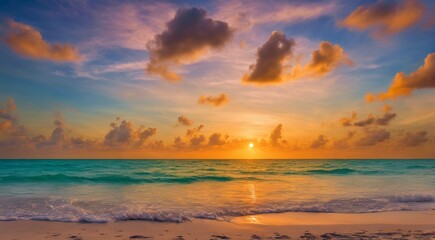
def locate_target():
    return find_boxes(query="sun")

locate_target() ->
[249,142,254,149]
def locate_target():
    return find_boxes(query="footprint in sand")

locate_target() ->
[210,234,231,240]
[129,235,152,239]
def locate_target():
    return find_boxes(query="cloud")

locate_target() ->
[269,124,283,146]
[208,133,228,146]
[35,114,67,149]
[136,127,157,147]
[1,20,82,62]
[340,106,397,127]
[198,93,229,107]
[375,111,397,126]
[339,112,357,127]
[172,125,230,149]
[341,0,424,37]
[0,97,17,131]
[71,137,89,146]
[310,135,328,148]
[190,134,206,147]
[34,111,97,150]
[289,41,353,79]
[146,7,233,81]
[366,53,435,101]
[177,115,193,126]
[215,1,336,31]
[104,120,132,146]
[0,101,160,151]
[332,131,356,149]
[104,119,156,147]
[355,128,390,146]
[242,37,351,85]
[398,131,428,147]
[173,124,206,149]
[0,98,33,148]
[242,31,295,84]
[0,120,12,131]
[186,124,204,137]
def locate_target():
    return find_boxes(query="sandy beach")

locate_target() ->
[1,211,434,240]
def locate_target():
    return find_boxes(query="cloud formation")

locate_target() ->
[0,97,17,131]
[104,119,156,147]
[215,1,336,31]
[339,106,397,127]
[177,115,193,126]
[269,124,283,146]
[1,20,81,62]
[173,124,206,149]
[310,135,328,149]
[242,31,295,84]
[198,93,229,107]
[355,128,390,146]
[35,118,67,149]
[208,133,228,146]
[366,53,435,101]
[289,41,353,79]
[146,7,233,81]
[341,0,424,37]
[0,98,34,148]
[243,37,351,85]
[398,131,428,147]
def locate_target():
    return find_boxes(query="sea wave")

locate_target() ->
[0,174,258,184]
[284,168,384,175]
[305,168,356,175]
[0,193,433,223]
[389,193,434,203]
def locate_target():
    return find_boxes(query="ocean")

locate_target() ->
[0,159,433,223]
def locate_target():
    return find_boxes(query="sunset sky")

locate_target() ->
[0,0,434,158]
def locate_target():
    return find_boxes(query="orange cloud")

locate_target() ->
[198,93,229,107]
[366,53,435,101]
[173,124,206,149]
[242,31,295,84]
[177,115,193,126]
[355,128,390,146]
[2,20,81,62]
[243,36,351,85]
[0,97,18,132]
[341,0,424,37]
[340,106,397,127]
[146,7,233,81]
[398,131,428,147]
[310,135,328,149]
[339,112,357,127]
[289,41,353,79]
[208,133,228,146]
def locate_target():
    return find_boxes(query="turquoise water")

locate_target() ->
[0,159,434,222]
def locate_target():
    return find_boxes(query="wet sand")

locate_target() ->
[0,210,434,239]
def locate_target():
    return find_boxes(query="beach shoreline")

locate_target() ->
[1,210,434,240]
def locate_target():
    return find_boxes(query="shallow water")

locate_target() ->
[0,159,433,222]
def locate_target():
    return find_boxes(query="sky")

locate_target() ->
[0,0,434,159]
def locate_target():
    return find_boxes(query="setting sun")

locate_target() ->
[249,143,254,149]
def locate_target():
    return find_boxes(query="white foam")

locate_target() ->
[0,193,434,223]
